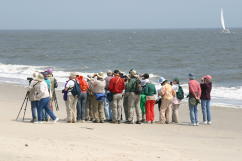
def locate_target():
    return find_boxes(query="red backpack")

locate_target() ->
[76,76,89,92]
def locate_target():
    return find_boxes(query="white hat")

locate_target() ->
[97,72,104,79]
[35,73,44,82]
[70,72,77,78]
[158,77,166,84]
[32,72,39,80]
[107,70,113,76]
[129,70,137,76]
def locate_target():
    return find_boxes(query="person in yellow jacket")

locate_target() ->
[158,77,175,124]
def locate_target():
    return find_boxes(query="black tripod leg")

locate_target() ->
[55,98,59,111]
[23,97,29,121]
[16,94,28,121]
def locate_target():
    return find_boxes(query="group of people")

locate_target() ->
[27,68,213,126]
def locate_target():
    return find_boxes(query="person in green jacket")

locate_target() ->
[143,74,156,123]
[125,69,142,124]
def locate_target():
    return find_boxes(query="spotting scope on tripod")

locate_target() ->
[16,77,33,121]
[16,91,30,121]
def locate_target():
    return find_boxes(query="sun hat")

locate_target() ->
[35,73,44,82]
[46,68,53,74]
[32,72,39,80]
[97,72,104,79]
[129,69,137,76]
[107,70,113,76]
[69,72,77,78]
[204,75,212,81]
[158,77,166,84]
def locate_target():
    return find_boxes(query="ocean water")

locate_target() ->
[0,29,241,107]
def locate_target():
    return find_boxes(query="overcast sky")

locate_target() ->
[0,0,241,29]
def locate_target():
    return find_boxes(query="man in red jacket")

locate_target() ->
[109,70,125,124]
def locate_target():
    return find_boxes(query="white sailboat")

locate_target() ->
[220,8,231,33]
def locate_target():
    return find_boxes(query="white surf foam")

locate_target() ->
[0,63,241,108]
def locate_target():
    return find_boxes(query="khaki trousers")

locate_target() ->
[86,94,95,120]
[160,99,173,124]
[172,104,180,123]
[127,92,141,122]
[65,95,78,122]
[111,93,123,121]
[93,99,104,122]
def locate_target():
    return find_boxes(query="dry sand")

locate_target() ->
[0,84,242,161]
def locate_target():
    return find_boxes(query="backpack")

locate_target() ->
[79,79,89,92]
[176,86,184,100]
[71,80,81,96]
[134,79,142,95]
[54,78,58,88]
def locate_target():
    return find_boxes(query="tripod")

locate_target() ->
[16,92,29,121]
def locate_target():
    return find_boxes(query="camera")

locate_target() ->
[27,77,33,84]
[27,77,33,82]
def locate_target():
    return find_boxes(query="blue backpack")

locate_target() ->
[71,80,81,96]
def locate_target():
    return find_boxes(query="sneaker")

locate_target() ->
[54,118,59,123]
[192,123,196,126]
[100,120,104,123]
[208,121,212,125]
[117,120,121,124]
[203,121,208,124]
[196,122,199,126]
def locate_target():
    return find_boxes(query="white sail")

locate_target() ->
[220,8,231,33]
[220,8,226,30]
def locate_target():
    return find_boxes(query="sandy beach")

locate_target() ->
[0,84,242,161]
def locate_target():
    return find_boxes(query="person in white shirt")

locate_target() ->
[64,72,78,123]
[35,73,58,123]
[27,72,41,122]
[171,78,182,123]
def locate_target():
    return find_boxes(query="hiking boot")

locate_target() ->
[112,120,118,124]
[93,120,100,123]
[136,121,141,124]
[165,121,170,124]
